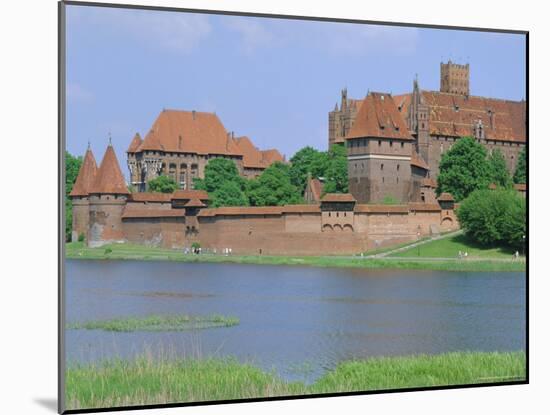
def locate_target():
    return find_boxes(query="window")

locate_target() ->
[401,142,404,148]
[390,141,393,147]
[378,140,382,146]
[397,164,400,171]
[381,164,384,171]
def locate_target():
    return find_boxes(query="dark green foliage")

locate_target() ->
[203,158,243,193]
[488,149,512,189]
[104,247,113,255]
[65,151,83,241]
[457,189,526,249]
[289,146,325,192]
[78,233,85,243]
[191,242,201,250]
[147,175,178,193]
[513,146,527,184]
[437,137,491,201]
[211,181,249,208]
[322,144,348,194]
[289,144,348,195]
[198,158,247,207]
[247,162,303,206]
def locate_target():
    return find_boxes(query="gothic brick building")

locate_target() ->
[127,109,283,191]
[329,61,526,203]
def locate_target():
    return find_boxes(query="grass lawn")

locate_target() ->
[389,233,521,259]
[65,241,525,272]
[65,351,526,410]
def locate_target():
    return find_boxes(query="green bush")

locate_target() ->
[104,247,113,255]
[147,175,178,193]
[191,242,201,250]
[457,189,526,249]
[78,233,85,242]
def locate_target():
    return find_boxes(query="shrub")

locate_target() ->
[457,189,526,248]
[104,247,113,255]
[78,233,85,242]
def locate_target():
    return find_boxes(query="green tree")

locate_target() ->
[211,181,249,208]
[247,162,303,206]
[437,136,491,201]
[203,158,244,193]
[289,146,324,192]
[488,149,512,189]
[513,146,527,184]
[323,144,348,193]
[147,175,178,193]
[457,188,526,248]
[65,151,82,241]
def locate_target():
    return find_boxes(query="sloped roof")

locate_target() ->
[231,136,284,169]
[127,133,143,153]
[89,145,129,195]
[172,189,209,200]
[514,183,526,191]
[137,110,242,156]
[411,151,429,170]
[122,208,185,219]
[408,203,441,212]
[321,193,356,203]
[184,198,207,208]
[199,206,284,216]
[347,93,414,141]
[396,90,526,142]
[421,177,437,188]
[354,204,409,213]
[69,147,98,197]
[438,192,455,202]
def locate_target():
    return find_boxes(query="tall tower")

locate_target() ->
[409,77,431,167]
[88,144,130,247]
[440,60,470,95]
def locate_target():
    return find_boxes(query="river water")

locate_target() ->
[65,259,525,383]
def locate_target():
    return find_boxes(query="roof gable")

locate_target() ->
[347,93,414,140]
[89,145,129,195]
[69,148,98,197]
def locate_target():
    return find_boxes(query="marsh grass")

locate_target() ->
[66,242,525,272]
[67,314,239,332]
[65,351,525,410]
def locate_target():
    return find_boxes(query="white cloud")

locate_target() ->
[67,82,94,103]
[67,6,211,53]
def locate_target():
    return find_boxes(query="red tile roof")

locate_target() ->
[172,189,209,200]
[127,133,143,153]
[282,205,321,213]
[408,203,441,211]
[321,193,356,203]
[261,149,284,164]
[411,151,429,170]
[438,192,455,201]
[231,136,284,169]
[347,93,414,141]
[70,147,98,197]
[398,91,526,142]
[137,110,242,156]
[89,145,129,195]
[128,192,173,202]
[184,198,207,208]
[488,183,498,190]
[514,183,526,191]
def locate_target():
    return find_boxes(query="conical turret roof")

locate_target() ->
[69,147,98,197]
[127,133,143,153]
[89,144,129,195]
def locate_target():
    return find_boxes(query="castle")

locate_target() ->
[69,61,526,255]
[127,109,284,191]
[329,61,526,203]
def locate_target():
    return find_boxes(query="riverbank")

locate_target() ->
[66,242,525,272]
[65,351,526,410]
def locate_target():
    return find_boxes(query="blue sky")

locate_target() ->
[66,5,526,177]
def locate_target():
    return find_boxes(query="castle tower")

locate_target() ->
[69,145,98,242]
[346,92,415,203]
[440,60,470,95]
[126,133,143,191]
[88,143,130,247]
[409,77,431,166]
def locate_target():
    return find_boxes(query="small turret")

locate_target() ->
[88,143,129,247]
